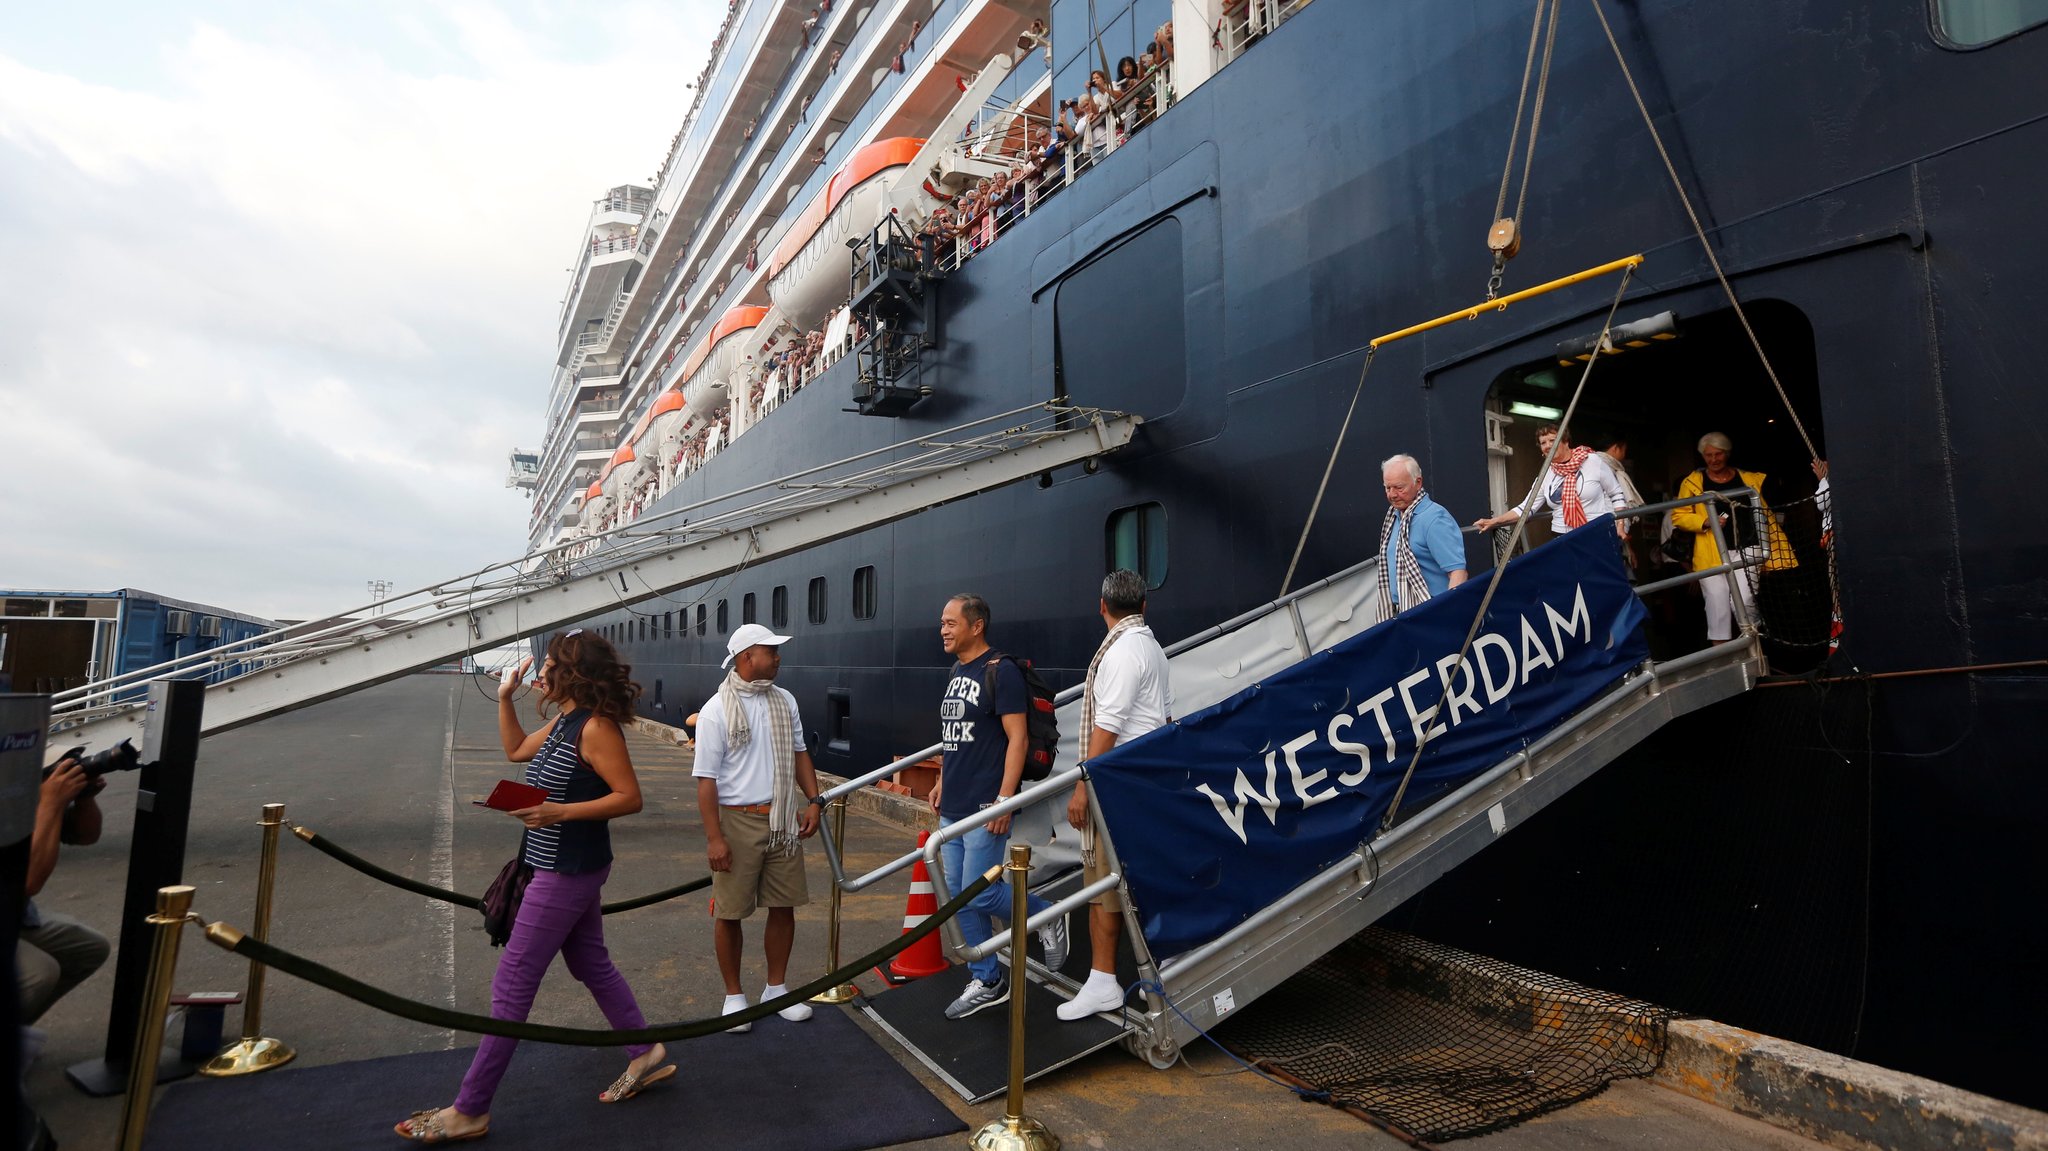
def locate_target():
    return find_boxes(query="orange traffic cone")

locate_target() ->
[879,831,950,983]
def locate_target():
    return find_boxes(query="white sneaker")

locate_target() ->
[1055,978,1125,1021]
[722,993,752,1033]
[764,984,812,1022]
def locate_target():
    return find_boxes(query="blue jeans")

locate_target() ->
[939,816,1051,984]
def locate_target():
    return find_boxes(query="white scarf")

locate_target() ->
[718,669,800,850]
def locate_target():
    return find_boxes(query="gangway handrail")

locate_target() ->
[46,403,1144,755]
[817,490,1769,888]
[814,551,1393,887]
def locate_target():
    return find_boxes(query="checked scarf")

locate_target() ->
[717,669,801,850]
[1376,499,1436,621]
[1550,445,1596,529]
[1077,613,1148,866]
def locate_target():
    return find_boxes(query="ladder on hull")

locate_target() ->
[44,404,1141,759]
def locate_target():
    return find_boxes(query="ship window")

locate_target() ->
[1107,503,1168,588]
[717,599,729,633]
[808,577,828,625]
[663,612,672,638]
[852,566,877,620]
[1934,0,2048,45]
[4,598,45,617]
[1053,218,1186,415]
[697,604,707,636]
[743,593,757,625]
[772,585,789,629]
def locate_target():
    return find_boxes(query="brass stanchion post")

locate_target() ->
[116,885,196,1151]
[812,797,859,1004]
[202,803,297,1076]
[970,844,1058,1151]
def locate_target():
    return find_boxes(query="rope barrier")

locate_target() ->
[198,865,999,1046]
[289,825,710,915]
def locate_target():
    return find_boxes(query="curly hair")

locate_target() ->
[543,630,640,723]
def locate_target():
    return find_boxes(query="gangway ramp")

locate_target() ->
[836,511,1765,1087]
[44,403,1141,759]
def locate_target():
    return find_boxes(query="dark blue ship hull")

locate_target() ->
[583,1,2048,1107]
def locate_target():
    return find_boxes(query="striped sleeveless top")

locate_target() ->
[519,709,615,874]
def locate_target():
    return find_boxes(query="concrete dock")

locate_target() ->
[22,676,2037,1149]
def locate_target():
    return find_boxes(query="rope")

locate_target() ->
[290,825,709,916]
[1585,0,1820,463]
[1378,264,1637,832]
[1515,0,1562,233]
[1279,346,1378,596]
[203,866,999,1046]
[1491,1,1547,227]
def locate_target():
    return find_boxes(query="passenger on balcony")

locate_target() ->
[1379,454,1468,618]
[1473,424,1631,542]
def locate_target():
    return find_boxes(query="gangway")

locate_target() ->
[43,403,1142,760]
[823,498,1770,1097]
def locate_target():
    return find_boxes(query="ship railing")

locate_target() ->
[1215,0,1316,67]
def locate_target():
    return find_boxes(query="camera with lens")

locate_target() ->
[43,739,142,779]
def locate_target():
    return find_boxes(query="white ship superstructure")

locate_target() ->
[518,0,1266,555]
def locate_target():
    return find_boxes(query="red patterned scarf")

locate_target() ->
[1550,446,1595,529]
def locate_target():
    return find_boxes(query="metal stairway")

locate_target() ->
[44,403,1142,760]
[826,506,1768,1087]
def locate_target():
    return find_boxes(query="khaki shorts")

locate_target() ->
[711,808,809,919]
[1081,823,1123,911]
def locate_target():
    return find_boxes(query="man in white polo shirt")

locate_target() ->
[694,623,823,1031]
[1057,569,1172,1021]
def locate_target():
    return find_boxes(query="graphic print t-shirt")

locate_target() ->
[939,650,1026,819]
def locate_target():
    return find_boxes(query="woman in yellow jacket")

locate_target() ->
[1671,431,1796,644]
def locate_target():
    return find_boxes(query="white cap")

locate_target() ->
[723,622,792,669]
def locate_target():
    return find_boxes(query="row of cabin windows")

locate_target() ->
[596,503,1167,646]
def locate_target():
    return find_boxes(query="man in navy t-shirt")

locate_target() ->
[929,594,1068,1019]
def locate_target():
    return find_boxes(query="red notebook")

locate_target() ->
[477,779,549,811]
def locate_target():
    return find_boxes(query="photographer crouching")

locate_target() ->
[20,753,112,1034]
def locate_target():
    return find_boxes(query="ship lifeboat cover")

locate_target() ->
[682,305,767,414]
[766,137,922,329]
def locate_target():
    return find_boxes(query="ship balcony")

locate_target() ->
[629,0,1040,382]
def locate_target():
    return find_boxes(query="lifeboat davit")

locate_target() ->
[766,137,924,330]
[681,305,768,415]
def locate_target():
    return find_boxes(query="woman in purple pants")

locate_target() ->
[397,630,673,1143]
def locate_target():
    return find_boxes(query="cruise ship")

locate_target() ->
[513,0,2048,1112]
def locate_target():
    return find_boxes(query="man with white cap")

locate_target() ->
[694,623,822,1031]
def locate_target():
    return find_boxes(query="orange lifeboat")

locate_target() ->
[766,137,924,330]
[681,305,769,415]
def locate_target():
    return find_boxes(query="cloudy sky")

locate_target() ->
[0,1,716,619]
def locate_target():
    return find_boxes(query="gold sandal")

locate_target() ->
[394,1109,489,1143]
[598,1061,676,1103]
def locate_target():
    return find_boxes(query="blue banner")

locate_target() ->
[1088,519,1649,959]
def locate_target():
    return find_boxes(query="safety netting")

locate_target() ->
[1215,928,1672,1143]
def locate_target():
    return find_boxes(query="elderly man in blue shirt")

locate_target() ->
[1378,454,1467,619]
